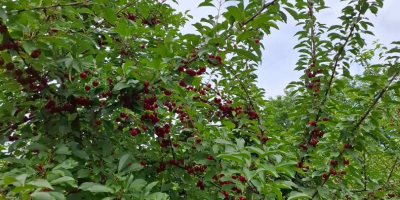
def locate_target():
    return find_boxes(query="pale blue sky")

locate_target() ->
[170,0,400,97]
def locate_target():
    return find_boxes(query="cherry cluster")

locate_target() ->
[207,54,223,66]
[122,12,161,26]
[306,63,323,94]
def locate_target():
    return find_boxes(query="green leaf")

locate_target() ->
[12,174,27,186]
[50,192,66,200]
[22,41,37,54]
[118,153,130,172]
[103,7,117,24]
[3,176,17,185]
[27,179,53,189]
[222,120,235,129]
[198,1,214,8]
[287,192,311,200]
[236,138,245,150]
[72,150,89,160]
[246,146,265,155]
[113,81,130,91]
[53,159,78,170]
[55,146,71,155]
[312,171,325,178]
[184,75,194,85]
[145,192,169,200]
[0,8,8,22]
[79,182,113,193]
[3,157,28,164]
[144,181,159,194]
[50,176,75,185]
[215,139,233,145]
[231,48,259,62]
[129,179,147,191]
[31,192,52,200]
[218,154,245,164]
[77,169,90,178]
[226,6,243,22]
[283,7,299,20]
[271,187,282,200]
[261,164,278,177]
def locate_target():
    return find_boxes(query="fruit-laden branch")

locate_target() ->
[142,0,279,92]
[300,3,364,165]
[0,117,36,134]
[14,1,91,13]
[316,10,363,120]
[310,70,400,198]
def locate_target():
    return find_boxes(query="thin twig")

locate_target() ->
[15,1,90,13]
[241,0,278,27]
[386,154,399,183]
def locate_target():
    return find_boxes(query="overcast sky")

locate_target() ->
[169,0,400,98]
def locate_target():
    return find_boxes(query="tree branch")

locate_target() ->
[317,10,362,119]
[386,154,399,184]
[352,71,400,131]
[15,1,90,13]
[310,70,400,198]
[241,0,278,27]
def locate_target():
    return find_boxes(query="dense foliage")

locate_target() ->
[0,0,399,199]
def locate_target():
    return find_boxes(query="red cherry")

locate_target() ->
[239,197,246,200]
[84,85,91,91]
[330,170,337,175]
[6,63,14,70]
[143,81,150,88]
[130,130,138,136]
[0,57,4,66]
[96,120,102,125]
[173,143,178,148]
[92,81,99,87]
[30,51,40,59]
[255,39,260,44]
[14,69,23,76]
[343,159,349,165]
[37,84,45,91]
[80,72,87,79]
[29,83,37,90]
[322,173,329,179]
[140,161,146,166]
[5,42,14,49]
[207,155,213,160]
[341,171,346,175]
[0,25,7,33]
[36,164,43,171]
[32,149,40,154]
[164,90,172,96]
[239,175,245,182]
[196,138,201,144]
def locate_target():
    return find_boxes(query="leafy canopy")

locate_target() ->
[0,0,399,199]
